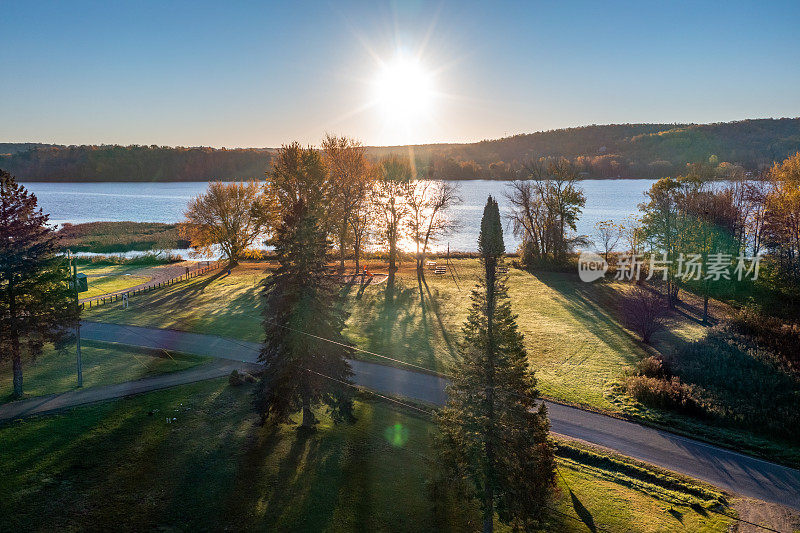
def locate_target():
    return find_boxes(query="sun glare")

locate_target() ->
[373,56,435,136]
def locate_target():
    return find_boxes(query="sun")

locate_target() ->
[372,55,435,136]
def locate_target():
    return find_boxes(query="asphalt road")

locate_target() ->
[0,359,255,422]
[11,321,800,510]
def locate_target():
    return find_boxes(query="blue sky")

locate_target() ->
[1,0,798,147]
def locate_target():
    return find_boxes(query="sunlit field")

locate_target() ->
[82,274,149,298]
[79,258,800,466]
[0,378,733,532]
[75,263,154,298]
[83,260,702,406]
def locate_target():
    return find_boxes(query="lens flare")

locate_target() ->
[384,423,410,447]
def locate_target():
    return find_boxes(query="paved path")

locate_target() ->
[6,321,800,510]
[0,359,257,422]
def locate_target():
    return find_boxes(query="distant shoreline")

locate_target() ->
[20,176,662,183]
[18,176,759,183]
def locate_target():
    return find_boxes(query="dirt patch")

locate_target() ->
[732,497,800,532]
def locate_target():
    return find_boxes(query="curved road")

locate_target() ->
[16,321,800,509]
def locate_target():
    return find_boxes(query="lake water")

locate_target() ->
[22,179,657,253]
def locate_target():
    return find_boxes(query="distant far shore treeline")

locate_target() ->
[3,118,800,181]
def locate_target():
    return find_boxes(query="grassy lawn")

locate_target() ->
[85,264,266,341]
[0,378,733,532]
[1,341,208,403]
[74,263,153,297]
[83,261,703,408]
[82,260,800,465]
[82,274,150,298]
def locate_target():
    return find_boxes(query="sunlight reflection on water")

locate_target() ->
[25,179,658,253]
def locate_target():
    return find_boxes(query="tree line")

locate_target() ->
[1,145,275,181]
[5,118,800,181]
[181,135,461,280]
[632,153,800,319]
[182,144,800,321]
[400,118,800,179]
[501,150,800,324]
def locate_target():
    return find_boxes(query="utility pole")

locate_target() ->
[68,250,83,387]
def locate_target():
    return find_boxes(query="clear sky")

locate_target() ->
[1,0,798,147]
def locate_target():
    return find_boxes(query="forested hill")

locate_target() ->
[0,143,59,155]
[3,118,799,181]
[0,145,277,182]
[372,118,800,179]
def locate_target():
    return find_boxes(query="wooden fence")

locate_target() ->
[81,260,224,309]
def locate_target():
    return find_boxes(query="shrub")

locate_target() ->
[57,221,189,253]
[229,370,244,386]
[625,326,800,443]
[621,286,668,343]
[228,369,255,386]
[636,356,665,378]
[624,375,704,417]
[239,248,274,261]
[75,252,182,266]
[661,327,800,441]
[730,308,800,374]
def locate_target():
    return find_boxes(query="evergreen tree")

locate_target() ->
[436,196,555,532]
[254,198,354,429]
[0,170,79,398]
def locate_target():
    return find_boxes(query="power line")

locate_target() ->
[306,368,435,417]
[267,316,452,378]
[95,273,786,531]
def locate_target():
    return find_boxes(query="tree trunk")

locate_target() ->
[483,256,496,533]
[339,224,347,271]
[388,235,397,284]
[354,234,361,274]
[12,341,23,399]
[8,279,23,398]
[482,498,494,533]
[301,394,314,428]
[10,309,22,398]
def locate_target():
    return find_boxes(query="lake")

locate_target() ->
[22,179,657,253]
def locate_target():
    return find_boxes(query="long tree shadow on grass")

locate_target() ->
[529,271,644,365]
[569,490,597,532]
[222,406,431,531]
[419,273,457,361]
[231,427,346,530]
[142,269,228,309]
[0,380,255,530]
[108,268,264,340]
[347,276,449,372]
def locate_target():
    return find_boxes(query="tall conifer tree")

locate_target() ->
[254,145,354,429]
[436,196,555,532]
[0,170,79,398]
